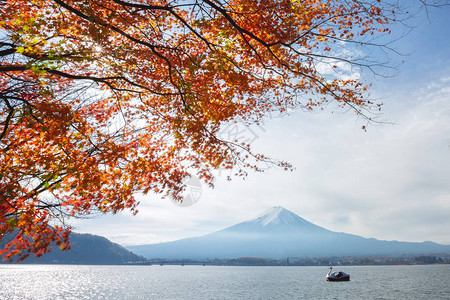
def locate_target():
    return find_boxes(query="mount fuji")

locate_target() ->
[127,206,450,259]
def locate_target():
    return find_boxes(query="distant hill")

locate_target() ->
[127,206,450,259]
[2,232,144,264]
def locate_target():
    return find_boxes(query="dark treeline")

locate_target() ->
[147,254,450,266]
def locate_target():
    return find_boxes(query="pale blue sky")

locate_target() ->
[72,3,450,247]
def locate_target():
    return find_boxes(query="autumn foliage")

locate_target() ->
[0,0,430,260]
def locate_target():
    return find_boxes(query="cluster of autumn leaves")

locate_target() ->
[0,0,401,261]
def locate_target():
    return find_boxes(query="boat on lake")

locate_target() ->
[326,267,350,281]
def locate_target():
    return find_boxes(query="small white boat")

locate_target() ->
[326,267,350,281]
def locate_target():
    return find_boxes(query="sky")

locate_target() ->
[72,4,450,247]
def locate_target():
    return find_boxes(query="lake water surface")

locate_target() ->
[1,264,449,299]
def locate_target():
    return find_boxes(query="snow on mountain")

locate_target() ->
[223,206,328,234]
[247,206,315,226]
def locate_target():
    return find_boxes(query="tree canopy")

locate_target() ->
[0,0,443,261]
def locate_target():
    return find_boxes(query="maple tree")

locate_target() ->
[0,0,442,261]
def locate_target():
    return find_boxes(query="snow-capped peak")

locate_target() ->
[249,206,312,227]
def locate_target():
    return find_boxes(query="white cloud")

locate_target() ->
[73,77,450,246]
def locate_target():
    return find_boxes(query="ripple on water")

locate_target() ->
[1,264,449,300]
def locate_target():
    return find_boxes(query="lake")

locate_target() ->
[1,264,449,299]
